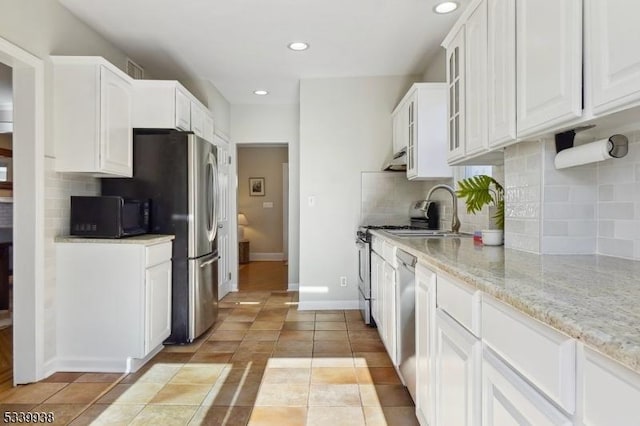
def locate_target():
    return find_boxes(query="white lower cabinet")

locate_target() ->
[382,261,397,364]
[372,238,398,366]
[416,264,436,426]
[371,251,383,329]
[482,295,575,414]
[56,239,173,373]
[381,242,640,426]
[144,261,172,355]
[483,348,572,426]
[578,346,640,425]
[435,309,481,426]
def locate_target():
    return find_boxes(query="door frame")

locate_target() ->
[230,142,290,291]
[282,163,288,262]
[0,36,46,384]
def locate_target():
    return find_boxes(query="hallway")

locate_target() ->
[0,291,417,425]
[239,261,288,292]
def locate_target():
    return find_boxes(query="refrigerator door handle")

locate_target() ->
[211,155,220,241]
[199,256,220,268]
[209,152,220,242]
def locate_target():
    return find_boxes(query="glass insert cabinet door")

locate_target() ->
[447,27,465,161]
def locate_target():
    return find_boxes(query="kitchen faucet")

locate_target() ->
[426,184,461,234]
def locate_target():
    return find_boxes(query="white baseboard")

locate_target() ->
[127,345,163,373]
[42,358,58,382]
[297,300,360,311]
[288,282,299,291]
[250,252,284,261]
[55,356,129,373]
[218,281,232,300]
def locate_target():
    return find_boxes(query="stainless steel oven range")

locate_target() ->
[356,223,435,326]
[356,227,372,325]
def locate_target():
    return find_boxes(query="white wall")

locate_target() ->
[299,75,418,309]
[230,104,300,286]
[0,0,134,370]
[0,0,232,376]
[422,49,446,82]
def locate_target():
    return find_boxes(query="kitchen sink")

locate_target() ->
[383,229,469,238]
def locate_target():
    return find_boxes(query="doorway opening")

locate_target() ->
[236,144,289,292]
[0,36,45,385]
[0,62,13,391]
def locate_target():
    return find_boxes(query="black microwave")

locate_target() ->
[70,196,150,238]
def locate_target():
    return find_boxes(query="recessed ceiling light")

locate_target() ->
[253,90,268,96]
[288,42,309,51]
[434,1,459,14]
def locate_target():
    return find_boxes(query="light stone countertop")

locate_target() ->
[55,234,175,245]
[371,230,640,374]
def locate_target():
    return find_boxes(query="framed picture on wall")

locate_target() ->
[249,177,265,196]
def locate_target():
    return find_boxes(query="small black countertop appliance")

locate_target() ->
[70,195,149,238]
[408,199,440,229]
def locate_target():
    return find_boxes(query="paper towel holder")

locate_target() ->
[554,125,596,154]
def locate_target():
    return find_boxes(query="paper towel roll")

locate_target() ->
[554,135,628,169]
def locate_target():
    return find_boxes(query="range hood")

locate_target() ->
[383,148,407,171]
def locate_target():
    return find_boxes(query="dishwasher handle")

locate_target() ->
[396,249,417,269]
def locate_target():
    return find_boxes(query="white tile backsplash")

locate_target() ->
[44,157,100,361]
[501,130,640,259]
[504,141,542,253]
[361,169,499,232]
[361,172,431,225]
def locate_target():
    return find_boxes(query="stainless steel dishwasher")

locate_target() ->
[396,248,417,401]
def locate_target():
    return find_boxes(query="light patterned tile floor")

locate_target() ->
[0,291,417,425]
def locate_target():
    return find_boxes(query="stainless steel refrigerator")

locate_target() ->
[102,131,219,343]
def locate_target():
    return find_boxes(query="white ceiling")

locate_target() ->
[58,0,465,105]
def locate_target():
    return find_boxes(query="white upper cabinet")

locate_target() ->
[190,101,205,138]
[174,87,191,131]
[464,0,489,156]
[52,57,133,177]
[406,94,417,173]
[133,80,191,131]
[392,101,408,155]
[392,84,452,179]
[445,27,466,162]
[133,80,213,141]
[585,0,640,116]
[516,0,583,138]
[204,114,215,143]
[487,0,516,147]
[443,1,505,166]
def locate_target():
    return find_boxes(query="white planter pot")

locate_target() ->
[482,229,504,246]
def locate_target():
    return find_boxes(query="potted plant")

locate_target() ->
[456,175,504,245]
